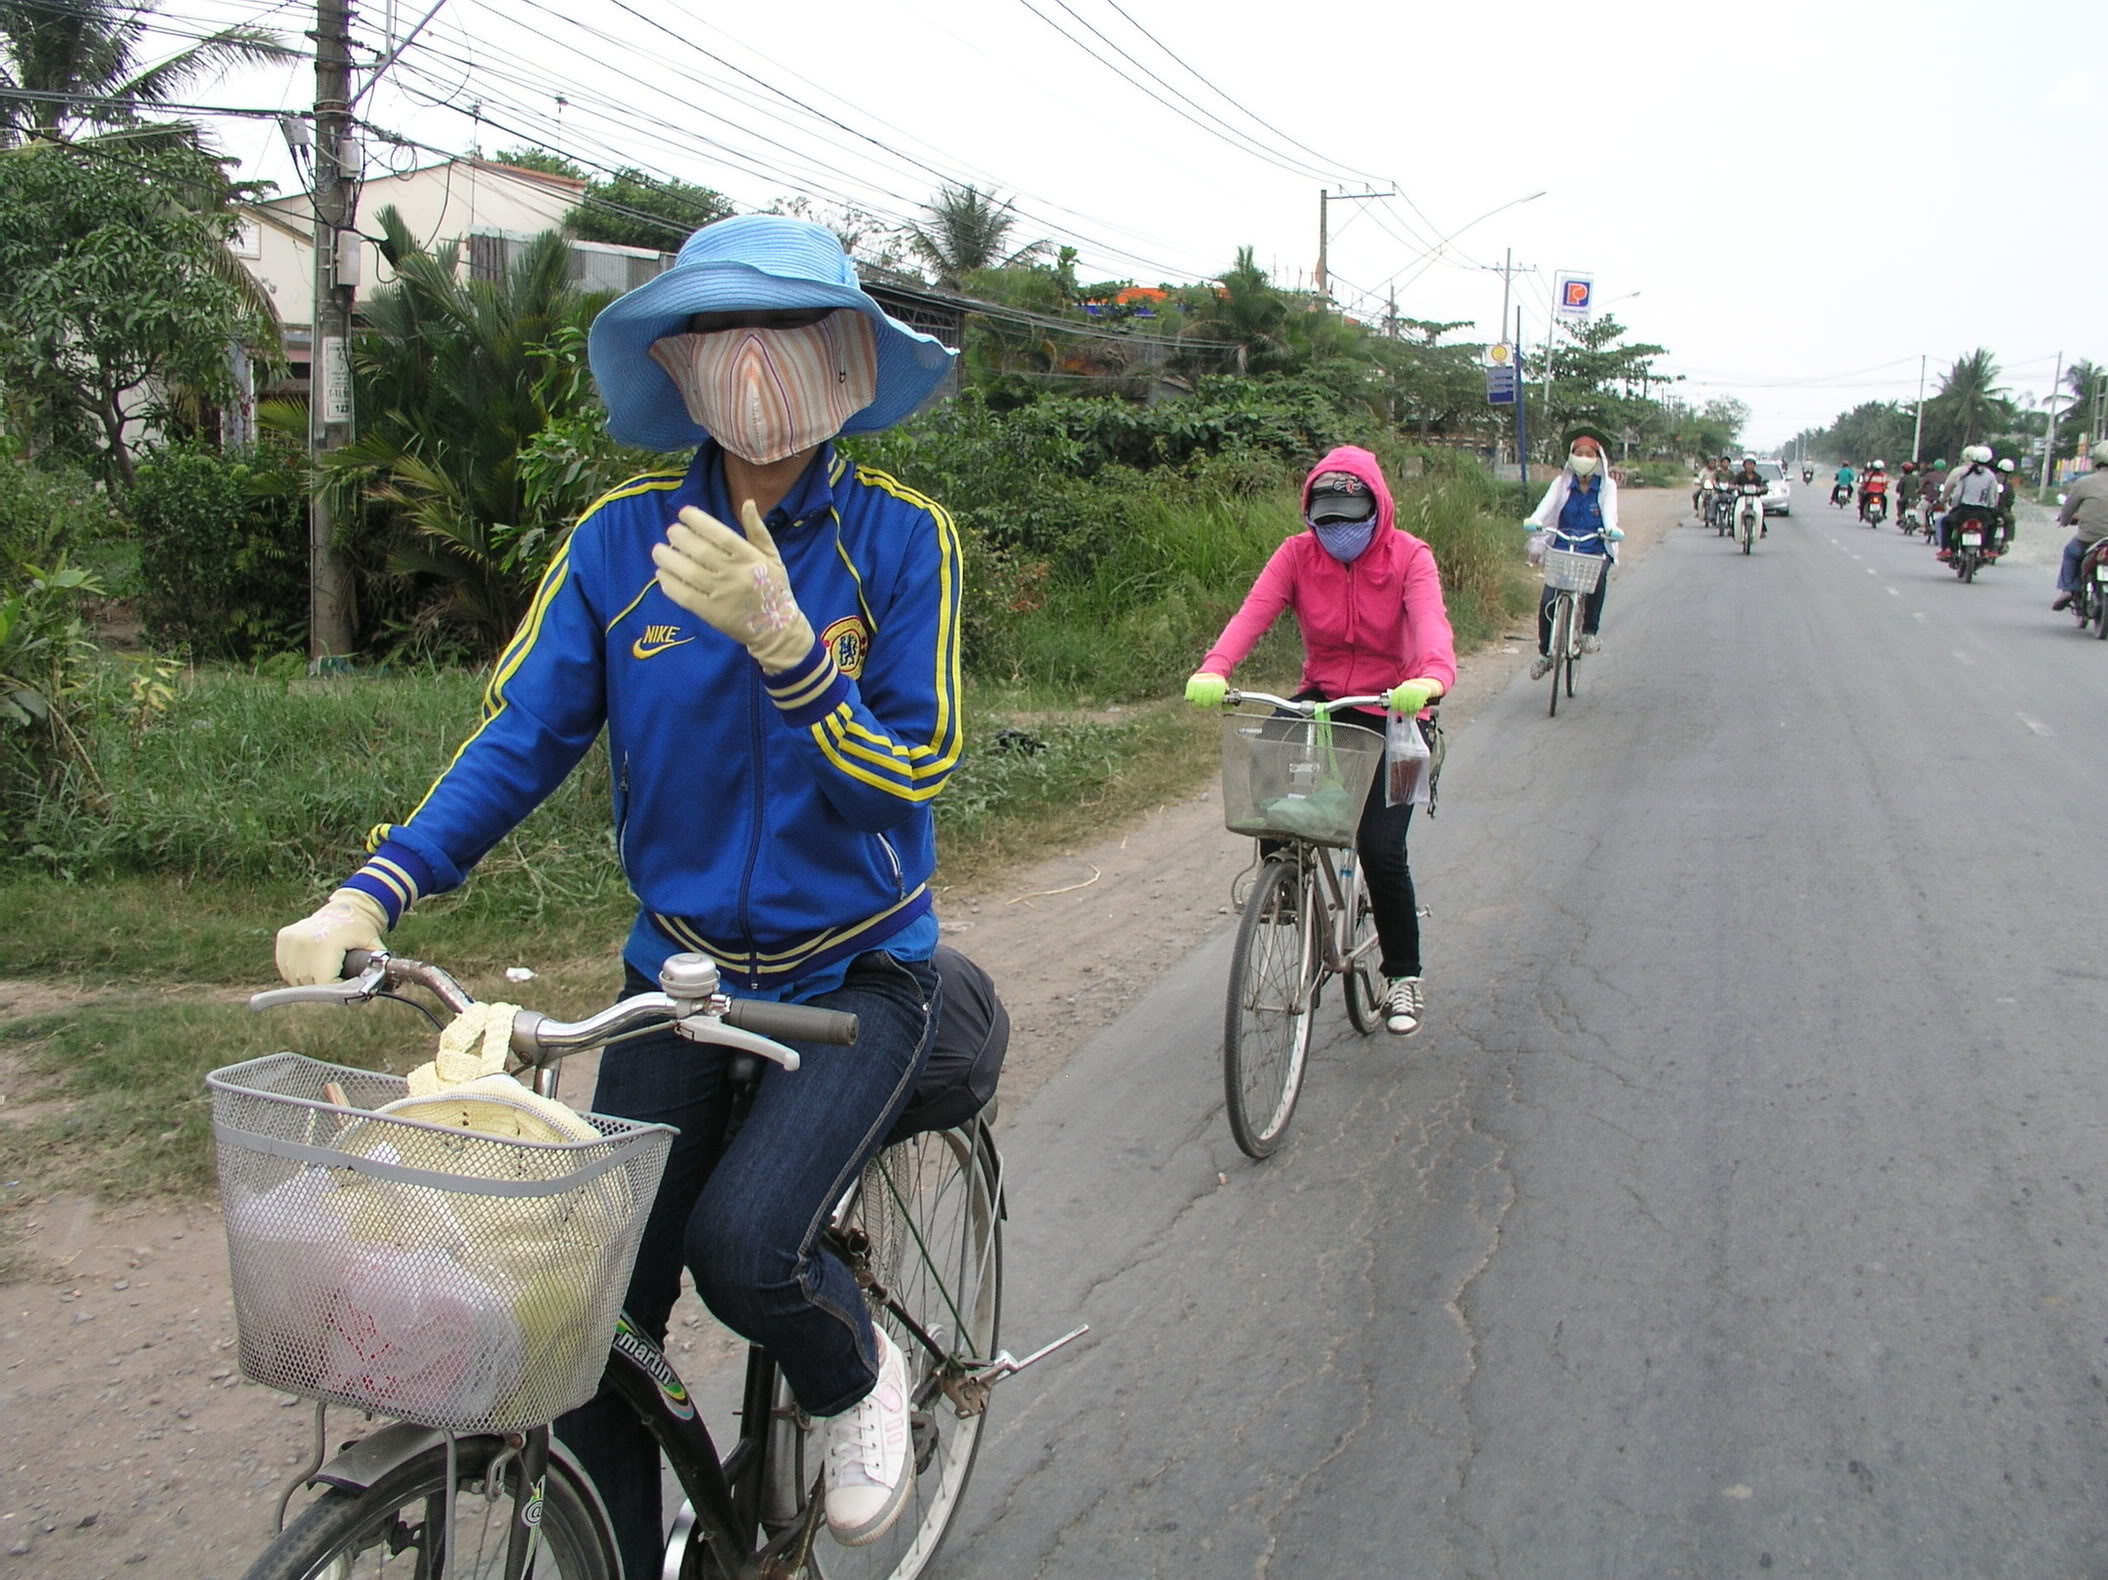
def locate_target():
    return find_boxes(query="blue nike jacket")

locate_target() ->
[342,440,962,992]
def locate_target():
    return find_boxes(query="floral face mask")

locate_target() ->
[649,311,878,464]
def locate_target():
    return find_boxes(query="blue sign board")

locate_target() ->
[1485,365,1518,406]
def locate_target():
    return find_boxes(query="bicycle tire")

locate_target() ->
[771,1123,1003,1580]
[1223,857,1315,1158]
[1342,867,1385,1036]
[1548,594,1571,717]
[241,1441,614,1580]
[2095,588,2108,640]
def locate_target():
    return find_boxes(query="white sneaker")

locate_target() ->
[823,1326,915,1546]
[1383,977,1424,1036]
[1529,654,1554,679]
[1578,633,1602,655]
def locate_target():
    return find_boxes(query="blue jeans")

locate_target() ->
[2060,535,2094,593]
[556,949,939,1579]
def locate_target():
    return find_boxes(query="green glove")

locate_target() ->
[1387,679,1441,714]
[651,501,815,674]
[1184,671,1227,708]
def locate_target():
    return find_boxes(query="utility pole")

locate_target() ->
[1478,251,1536,469]
[2041,350,2063,492]
[308,0,359,665]
[1515,305,1531,488]
[1315,186,1392,304]
[1910,353,1926,464]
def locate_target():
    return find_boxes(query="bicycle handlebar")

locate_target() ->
[248,949,862,1076]
[1222,690,1394,714]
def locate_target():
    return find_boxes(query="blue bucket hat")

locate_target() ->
[588,214,957,452]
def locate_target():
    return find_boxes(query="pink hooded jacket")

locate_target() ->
[1199,446,1458,710]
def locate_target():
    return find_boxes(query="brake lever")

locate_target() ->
[247,956,390,1013]
[673,1012,801,1072]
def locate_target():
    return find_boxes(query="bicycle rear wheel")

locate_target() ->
[242,1441,614,1580]
[1342,866,1385,1036]
[1224,857,1315,1158]
[771,1123,1002,1580]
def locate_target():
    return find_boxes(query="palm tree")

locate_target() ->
[1930,347,2009,449]
[0,0,294,146]
[907,183,1046,288]
[309,207,622,649]
[1176,248,1294,375]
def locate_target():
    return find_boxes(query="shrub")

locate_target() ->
[130,440,307,659]
[0,447,125,575]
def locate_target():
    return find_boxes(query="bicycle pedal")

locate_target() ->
[940,1325,1090,1417]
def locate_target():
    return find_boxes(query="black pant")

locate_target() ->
[1267,695,1424,978]
[1538,580,1606,652]
[1352,756,1422,978]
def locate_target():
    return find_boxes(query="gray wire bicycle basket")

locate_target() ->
[209,1052,672,1435]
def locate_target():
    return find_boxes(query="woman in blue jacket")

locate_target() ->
[273,215,961,1567]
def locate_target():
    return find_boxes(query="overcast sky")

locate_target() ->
[182,0,2103,449]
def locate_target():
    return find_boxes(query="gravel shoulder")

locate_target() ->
[0,486,1684,1577]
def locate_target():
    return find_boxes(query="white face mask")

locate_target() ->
[1568,452,1599,477]
[649,312,878,464]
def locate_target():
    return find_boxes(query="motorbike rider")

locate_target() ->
[1832,460,1857,506]
[1894,460,1921,526]
[1525,425,1625,663]
[1693,456,1719,521]
[1992,457,2019,554]
[1858,460,1890,524]
[271,214,966,1571]
[2050,440,2108,610]
[1938,445,2002,557]
[1731,455,1769,537]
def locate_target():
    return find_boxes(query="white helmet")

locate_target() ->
[2093,440,2108,464]
[1870,459,1886,470]
[1968,444,1993,465]
[1996,458,2015,473]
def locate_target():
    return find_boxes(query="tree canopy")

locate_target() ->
[0,140,275,486]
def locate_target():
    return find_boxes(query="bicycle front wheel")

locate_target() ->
[1224,857,1315,1158]
[242,1441,615,1580]
[774,1123,1003,1580]
[1548,593,1571,717]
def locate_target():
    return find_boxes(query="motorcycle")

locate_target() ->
[1860,489,1888,528]
[1711,482,1738,536]
[1802,466,1815,484]
[1946,505,1997,583]
[1901,499,1928,538]
[2073,540,2108,639]
[1831,480,1853,508]
[1733,481,1765,554]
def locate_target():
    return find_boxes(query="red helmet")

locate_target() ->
[1900,461,1917,472]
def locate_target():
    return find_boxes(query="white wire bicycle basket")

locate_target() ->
[1541,546,1605,593]
[209,1052,672,1435]
[1219,709,1386,847]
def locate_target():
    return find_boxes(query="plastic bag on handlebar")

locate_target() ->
[1385,708,1433,809]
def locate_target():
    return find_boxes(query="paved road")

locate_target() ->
[935,497,2108,1578]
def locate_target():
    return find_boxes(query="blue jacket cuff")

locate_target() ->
[763,643,852,728]
[342,840,438,927]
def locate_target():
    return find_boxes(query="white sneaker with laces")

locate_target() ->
[1578,633,1602,655]
[1383,976,1424,1036]
[1529,654,1554,679]
[822,1326,915,1546]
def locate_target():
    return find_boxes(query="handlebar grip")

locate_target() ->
[342,948,377,978]
[721,998,860,1046]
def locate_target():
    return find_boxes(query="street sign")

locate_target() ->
[1486,364,1518,406]
[1555,272,1594,320]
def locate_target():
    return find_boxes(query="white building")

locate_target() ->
[236,157,672,392]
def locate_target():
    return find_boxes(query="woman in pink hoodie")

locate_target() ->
[1184,446,1457,1036]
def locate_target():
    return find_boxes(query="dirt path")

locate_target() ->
[0,487,1685,1577]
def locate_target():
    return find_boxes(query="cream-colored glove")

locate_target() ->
[275,887,388,986]
[650,501,815,674]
